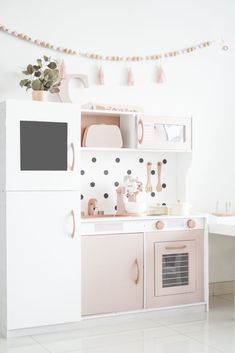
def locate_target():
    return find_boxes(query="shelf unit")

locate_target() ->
[80,110,193,216]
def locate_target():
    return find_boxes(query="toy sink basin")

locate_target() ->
[124,202,146,215]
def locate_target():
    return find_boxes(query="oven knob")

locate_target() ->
[155,221,165,230]
[187,219,196,229]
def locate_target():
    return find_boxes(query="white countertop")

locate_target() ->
[209,216,235,237]
[81,213,207,223]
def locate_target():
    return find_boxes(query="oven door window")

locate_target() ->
[20,121,67,171]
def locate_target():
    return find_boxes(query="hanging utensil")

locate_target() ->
[145,162,153,193]
[156,161,163,192]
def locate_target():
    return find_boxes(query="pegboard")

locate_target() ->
[81,150,178,215]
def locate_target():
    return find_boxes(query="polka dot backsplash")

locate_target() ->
[81,151,178,215]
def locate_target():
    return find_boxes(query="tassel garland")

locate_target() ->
[59,59,67,79]
[156,64,166,84]
[127,68,135,86]
[97,65,104,85]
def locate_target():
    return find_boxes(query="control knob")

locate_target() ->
[187,219,196,229]
[155,220,165,230]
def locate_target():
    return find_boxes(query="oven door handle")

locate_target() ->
[165,245,187,250]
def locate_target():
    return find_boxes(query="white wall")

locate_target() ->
[1,0,235,282]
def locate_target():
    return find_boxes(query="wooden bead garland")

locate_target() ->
[0,23,220,62]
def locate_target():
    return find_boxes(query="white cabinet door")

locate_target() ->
[6,191,81,330]
[3,100,80,191]
[136,115,192,151]
[82,233,143,315]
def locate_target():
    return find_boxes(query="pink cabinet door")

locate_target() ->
[82,233,144,315]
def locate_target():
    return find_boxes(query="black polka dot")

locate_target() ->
[151,170,155,175]
[127,169,132,175]
[162,159,167,164]
[90,182,95,187]
[114,181,119,187]
[92,157,96,163]
[104,193,109,198]
[81,194,84,200]
[139,158,144,163]
[162,183,166,188]
[151,192,155,197]
[162,203,166,206]
[81,170,85,175]
[114,205,117,211]
[115,157,120,163]
[104,170,109,175]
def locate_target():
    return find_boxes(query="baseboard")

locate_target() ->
[4,303,207,338]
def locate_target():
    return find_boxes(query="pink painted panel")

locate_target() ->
[146,230,204,308]
[82,233,144,315]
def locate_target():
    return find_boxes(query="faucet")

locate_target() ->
[88,198,98,216]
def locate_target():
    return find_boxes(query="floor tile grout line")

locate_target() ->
[29,321,165,341]
[29,327,187,353]
[31,335,52,353]
[181,331,228,353]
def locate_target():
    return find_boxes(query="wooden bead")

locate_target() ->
[1,26,8,32]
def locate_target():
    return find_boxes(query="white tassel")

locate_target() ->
[97,65,104,85]
[127,67,135,86]
[156,64,166,84]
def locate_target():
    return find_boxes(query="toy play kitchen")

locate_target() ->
[0,100,208,337]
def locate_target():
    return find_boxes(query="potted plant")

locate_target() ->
[20,56,61,101]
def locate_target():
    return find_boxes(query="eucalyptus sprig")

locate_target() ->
[20,55,61,93]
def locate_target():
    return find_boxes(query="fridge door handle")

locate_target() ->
[70,210,76,238]
[69,142,75,171]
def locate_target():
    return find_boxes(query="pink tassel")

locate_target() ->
[97,65,104,85]
[156,64,166,84]
[59,59,67,79]
[127,67,135,86]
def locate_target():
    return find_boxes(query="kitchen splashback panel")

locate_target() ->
[81,150,177,215]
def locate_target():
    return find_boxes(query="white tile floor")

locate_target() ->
[1,295,234,353]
